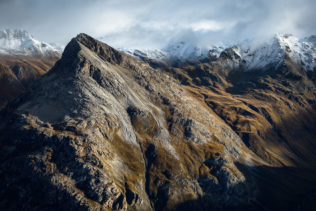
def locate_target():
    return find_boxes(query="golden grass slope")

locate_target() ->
[0,54,60,110]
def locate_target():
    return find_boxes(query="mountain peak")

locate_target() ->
[52,33,139,78]
[0,29,61,57]
[75,32,115,50]
[75,33,128,65]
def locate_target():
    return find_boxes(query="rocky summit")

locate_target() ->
[0,34,315,211]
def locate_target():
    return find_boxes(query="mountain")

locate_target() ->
[0,33,257,210]
[122,41,217,62]
[125,34,316,72]
[0,34,315,211]
[218,34,316,71]
[0,29,62,110]
[154,34,316,168]
[0,29,61,58]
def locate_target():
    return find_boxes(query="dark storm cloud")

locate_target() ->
[0,0,315,48]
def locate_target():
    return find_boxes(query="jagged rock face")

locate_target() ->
[0,34,264,210]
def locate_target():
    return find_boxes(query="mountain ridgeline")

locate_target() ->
[0,33,315,211]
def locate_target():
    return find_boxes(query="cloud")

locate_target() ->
[0,0,315,48]
[190,20,226,32]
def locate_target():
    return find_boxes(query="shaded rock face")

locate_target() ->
[0,34,315,211]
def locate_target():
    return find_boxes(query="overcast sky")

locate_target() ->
[0,0,315,48]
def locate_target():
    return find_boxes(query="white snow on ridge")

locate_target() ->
[121,41,227,62]
[234,34,316,71]
[230,36,285,70]
[123,34,316,71]
[120,48,169,61]
[162,41,208,60]
[277,34,316,71]
[0,29,62,57]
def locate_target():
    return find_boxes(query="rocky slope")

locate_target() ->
[0,34,315,211]
[0,29,61,110]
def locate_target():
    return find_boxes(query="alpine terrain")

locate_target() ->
[0,29,61,110]
[0,33,315,211]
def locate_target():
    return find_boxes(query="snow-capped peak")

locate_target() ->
[119,47,169,61]
[120,33,316,71]
[223,34,316,71]
[221,35,286,70]
[0,29,62,57]
[276,34,316,71]
[162,41,208,60]
[121,40,225,62]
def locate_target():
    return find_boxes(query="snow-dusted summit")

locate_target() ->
[220,34,316,71]
[122,41,224,62]
[123,34,316,71]
[0,29,62,57]
[277,34,316,71]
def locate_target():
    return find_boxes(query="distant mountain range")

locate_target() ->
[122,34,316,72]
